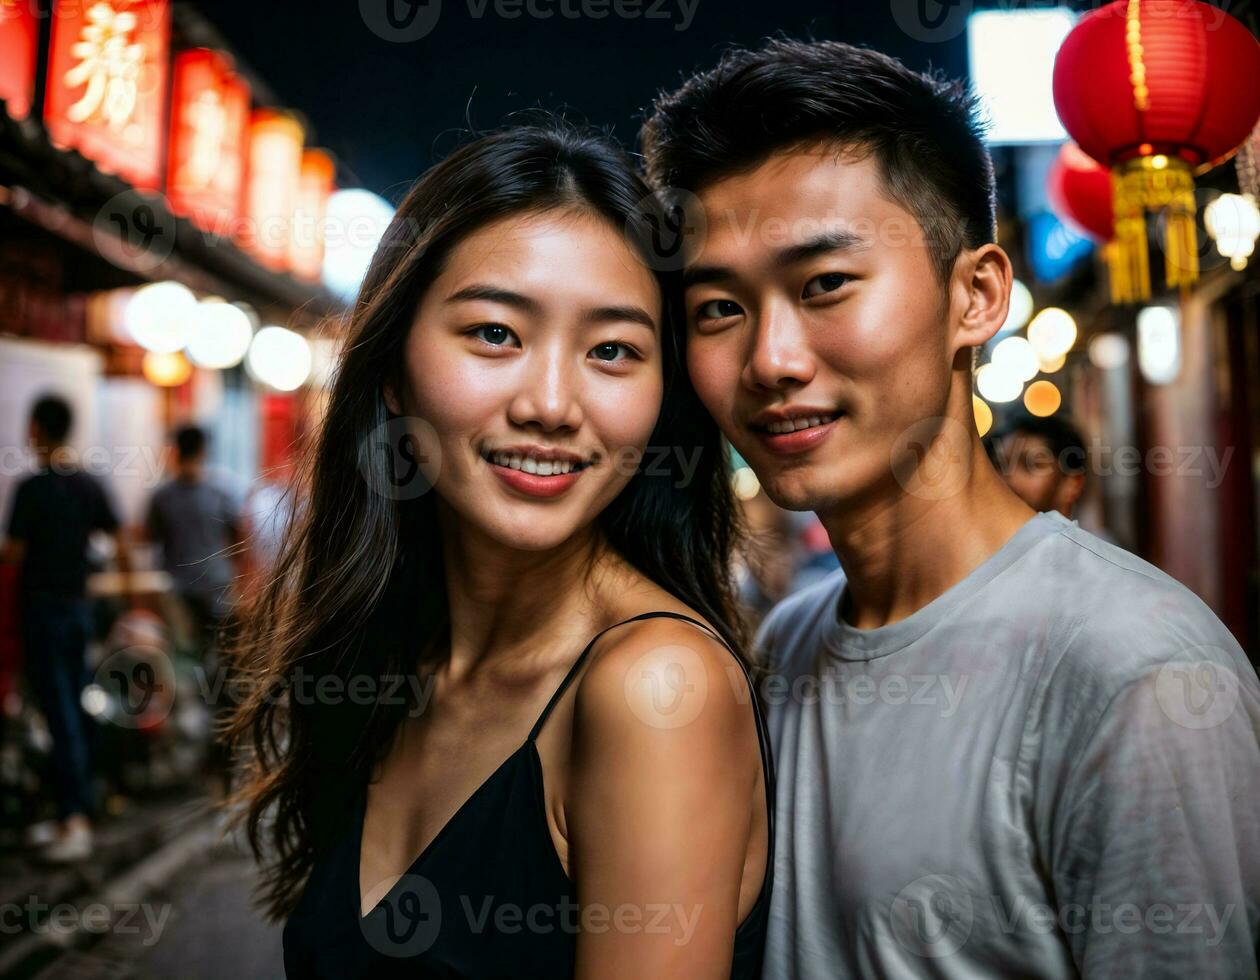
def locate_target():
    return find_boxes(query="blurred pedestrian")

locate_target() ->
[990,412,1087,518]
[144,425,246,657]
[1,393,131,863]
[145,425,247,794]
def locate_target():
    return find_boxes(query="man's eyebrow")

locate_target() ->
[773,229,871,267]
[445,284,542,315]
[682,230,871,289]
[586,305,658,330]
[681,265,736,290]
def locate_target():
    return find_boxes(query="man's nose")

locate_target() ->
[743,304,816,392]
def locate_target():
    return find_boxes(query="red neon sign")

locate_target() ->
[0,2,37,120]
[44,0,171,190]
[167,48,250,236]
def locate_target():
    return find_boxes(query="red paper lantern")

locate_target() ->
[1047,142,1139,303]
[1053,0,1260,301]
[1048,142,1114,241]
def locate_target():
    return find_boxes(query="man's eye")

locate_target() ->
[469,324,517,347]
[802,273,851,298]
[696,299,743,320]
[590,342,636,363]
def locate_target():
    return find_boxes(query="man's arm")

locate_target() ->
[1051,648,1260,978]
[113,525,137,605]
[91,477,135,605]
[1,481,31,566]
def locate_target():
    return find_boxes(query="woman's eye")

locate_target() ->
[696,299,743,321]
[803,273,852,298]
[590,342,636,363]
[469,324,518,347]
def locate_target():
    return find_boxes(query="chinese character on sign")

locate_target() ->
[167,47,249,233]
[64,2,144,130]
[186,88,226,188]
[44,0,170,189]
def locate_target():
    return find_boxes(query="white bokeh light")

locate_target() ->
[1088,333,1130,371]
[976,362,1023,403]
[991,335,1040,382]
[1027,307,1078,361]
[322,189,396,303]
[186,298,254,369]
[997,279,1034,336]
[1205,193,1260,271]
[246,325,313,391]
[1137,306,1180,386]
[125,281,196,353]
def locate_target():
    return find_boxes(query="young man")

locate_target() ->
[2,395,130,862]
[643,40,1260,978]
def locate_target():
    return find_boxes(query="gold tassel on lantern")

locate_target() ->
[1109,155,1199,303]
[1102,241,1133,306]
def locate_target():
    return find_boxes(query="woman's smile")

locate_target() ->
[479,444,596,499]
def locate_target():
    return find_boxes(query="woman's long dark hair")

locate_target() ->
[226,118,746,919]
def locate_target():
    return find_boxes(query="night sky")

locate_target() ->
[202,0,1260,201]
[200,0,978,200]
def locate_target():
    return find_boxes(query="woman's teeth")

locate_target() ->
[489,452,581,476]
[765,414,836,434]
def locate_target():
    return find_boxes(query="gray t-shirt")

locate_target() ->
[755,511,1260,978]
[146,477,241,599]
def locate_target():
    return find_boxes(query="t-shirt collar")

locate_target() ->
[822,510,1072,662]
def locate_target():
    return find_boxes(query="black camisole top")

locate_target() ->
[282,611,776,979]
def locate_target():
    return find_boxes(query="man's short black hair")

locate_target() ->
[174,424,208,462]
[993,413,1087,477]
[30,394,73,444]
[641,38,995,285]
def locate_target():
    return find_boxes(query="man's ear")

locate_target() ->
[951,243,1013,356]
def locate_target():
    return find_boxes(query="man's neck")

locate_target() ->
[819,438,1036,631]
[35,446,72,472]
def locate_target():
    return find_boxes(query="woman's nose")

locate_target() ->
[507,345,584,432]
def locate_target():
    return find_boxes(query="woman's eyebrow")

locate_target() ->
[447,285,655,331]
[445,283,542,315]
[585,305,657,330]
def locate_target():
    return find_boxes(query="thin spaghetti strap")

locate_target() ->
[528,610,726,741]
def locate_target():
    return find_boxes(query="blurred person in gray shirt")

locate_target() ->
[145,425,245,649]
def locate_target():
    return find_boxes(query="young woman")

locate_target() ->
[228,120,773,978]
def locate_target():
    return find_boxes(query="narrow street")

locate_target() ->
[1,792,282,980]
[28,832,283,980]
